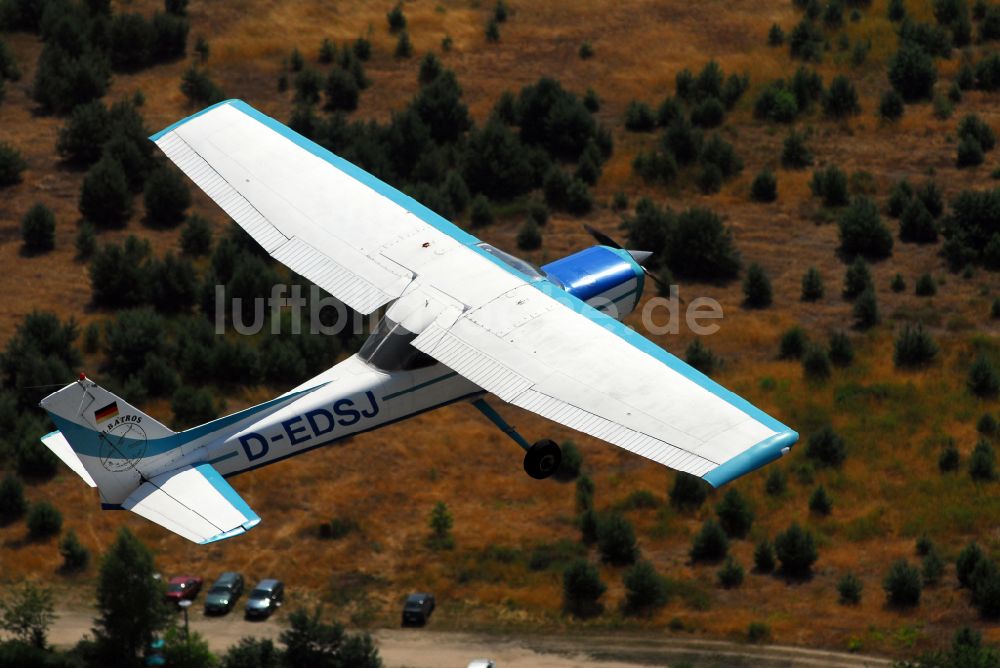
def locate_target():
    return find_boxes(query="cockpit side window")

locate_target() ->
[476,243,545,279]
[358,317,438,371]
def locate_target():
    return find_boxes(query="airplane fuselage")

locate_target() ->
[204,355,482,477]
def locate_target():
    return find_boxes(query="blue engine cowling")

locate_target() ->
[542,246,645,320]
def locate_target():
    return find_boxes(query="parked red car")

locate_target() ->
[165,575,203,603]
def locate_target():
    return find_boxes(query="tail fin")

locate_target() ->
[40,376,177,504]
[40,375,323,505]
[40,375,325,543]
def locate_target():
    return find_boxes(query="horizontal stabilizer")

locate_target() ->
[122,463,259,544]
[40,431,97,487]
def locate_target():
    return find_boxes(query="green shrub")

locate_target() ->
[663,116,702,165]
[959,114,997,151]
[685,339,718,375]
[978,412,998,435]
[59,529,90,572]
[557,441,583,480]
[828,331,854,367]
[890,273,905,293]
[697,163,723,194]
[957,136,985,168]
[575,473,594,512]
[324,68,359,112]
[969,355,1000,398]
[806,425,846,468]
[387,3,406,32]
[838,197,893,259]
[485,19,500,43]
[894,324,938,369]
[939,441,961,472]
[802,345,831,381]
[915,273,936,296]
[563,559,605,617]
[884,559,922,607]
[922,546,945,585]
[889,43,937,101]
[715,489,753,539]
[743,263,773,308]
[597,512,638,566]
[624,101,656,132]
[765,467,787,496]
[20,203,56,254]
[754,539,775,573]
[843,257,872,299]
[775,523,818,577]
[470,195,493,227]
[0,140,26,186]
[180,215,212,256]
[879,89,904,121]
[899,200,938,243]
[56,100,110,165]
[516,219,542,251]
[690,519,729,563]
[809,485,833,515]
[670,472,709,511]
[969,439,997,481]
[690,97,725,128]
[27,501,62,539]
[838,571,863,604]
[789,19,824,62]
[853,288,879,330]
[768,23,785,46]
[180,66,224,105]
[751,170,777,202]
[623,561,668,614]
[811,165,849,207]
[143,167,190,228]
[823,76,860,118]
[801,267,824,301]
[781,130,813,168]
[171,385,218,429]
[80,157,133,229]
[887,179,913,218]
[779,326,808,360]
[747,622,771,643]
[318,517,358,540]
[717,557,744,588]
[666,208,740,281]
[579,508,598,545]
[0,473,26,525]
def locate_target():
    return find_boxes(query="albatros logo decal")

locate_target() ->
[98,415,148,472]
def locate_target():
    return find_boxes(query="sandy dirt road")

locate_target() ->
[45,607,894,668]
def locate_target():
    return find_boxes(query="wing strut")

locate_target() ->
[471,399,562,480]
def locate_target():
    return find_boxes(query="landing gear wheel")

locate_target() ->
[523,439,562,480]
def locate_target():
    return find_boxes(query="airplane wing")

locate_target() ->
[153,100,797,486]
[122,462,260,544]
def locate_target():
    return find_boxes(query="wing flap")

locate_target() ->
[122,463,259,544]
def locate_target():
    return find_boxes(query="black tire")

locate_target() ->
[523,439,562,479]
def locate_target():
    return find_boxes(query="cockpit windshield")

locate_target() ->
[476,243,544,279]
[358,317,438,372]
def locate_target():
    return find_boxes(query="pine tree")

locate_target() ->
[80,157,133,229]
[20,203,56,254]
[743,262,773,308]
[801,267,823,301]
[715,489,754,539]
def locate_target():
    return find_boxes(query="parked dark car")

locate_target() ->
[204,572,244,615]
[165,575,202,604]
[245,579,284,619]
[401,592,435,626]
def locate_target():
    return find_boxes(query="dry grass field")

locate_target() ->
[2,0,1000,659]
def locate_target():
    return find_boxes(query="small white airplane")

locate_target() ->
[39,100,797,544]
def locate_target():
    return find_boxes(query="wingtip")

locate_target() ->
[702,430,799,488]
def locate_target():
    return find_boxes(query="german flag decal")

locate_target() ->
[94,401,119,423]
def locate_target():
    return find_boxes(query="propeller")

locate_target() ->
[583,224,667,291]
